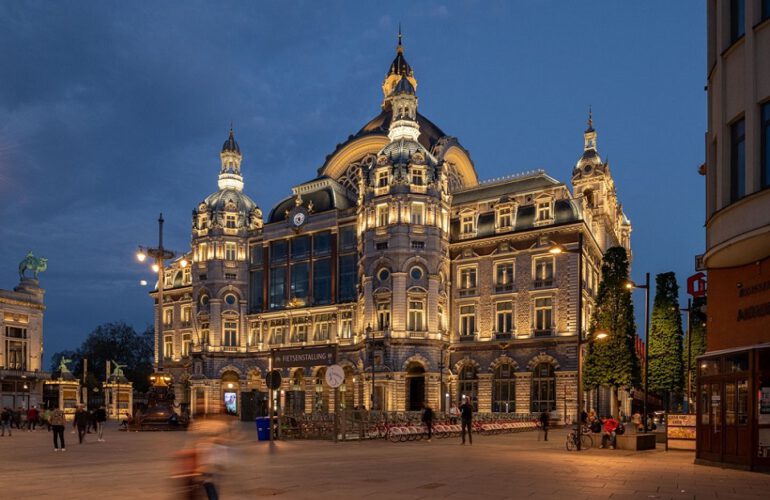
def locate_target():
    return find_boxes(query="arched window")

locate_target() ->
[458,364,478,411]
[286,369,305,415]
[314,368,329,413]
[493,363,516,413]
[531,363,556,413]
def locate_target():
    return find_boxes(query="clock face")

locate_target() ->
[293,212,305,227]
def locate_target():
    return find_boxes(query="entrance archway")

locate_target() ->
[405,363,426,411]
[221,371,240,416]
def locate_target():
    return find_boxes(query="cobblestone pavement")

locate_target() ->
[1,421,769,499]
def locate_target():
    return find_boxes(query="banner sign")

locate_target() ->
[667,413,696,450]
[272,345,337,369]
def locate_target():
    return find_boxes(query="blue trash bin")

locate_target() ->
[256,417,270,441]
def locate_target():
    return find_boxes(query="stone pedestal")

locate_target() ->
[104,379,133,420]
[43,378,81,418]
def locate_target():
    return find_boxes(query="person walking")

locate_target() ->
[95,406,107,442]
[460,397,473,445]
[422,403,434,442]
[1,407,12,437]
[538,411,550,441]
[73,405,89,444]
[50,408,66,451]
[27,406,39,431]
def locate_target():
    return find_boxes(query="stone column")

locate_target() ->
[392,273,406,333]
[478,374,493,413]
[516,373,531,414]
[209,299,222,347]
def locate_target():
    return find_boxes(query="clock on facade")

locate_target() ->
[288,206,309,230]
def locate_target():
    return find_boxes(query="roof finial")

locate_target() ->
[397,23,403,53]
[588,105,593,129]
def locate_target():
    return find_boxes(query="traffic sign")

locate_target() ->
[324,364,345,388]
[265,370,282,390]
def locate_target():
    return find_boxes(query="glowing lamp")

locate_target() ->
[180,259,188,268]
[151,264,160,273]
[136,250,147,262]
[139,280,148,286]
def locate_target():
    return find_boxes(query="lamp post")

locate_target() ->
[626,272,650,432]
[366,324,375,410]
[136,213,176,372]
[549,232,584,449]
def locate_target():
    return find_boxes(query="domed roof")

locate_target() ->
[357,111,445,151]
[574,148,603,175]
[221,128,240,154]
[379,138,436,165]
[202,188,256,215]
[388,46,413,80]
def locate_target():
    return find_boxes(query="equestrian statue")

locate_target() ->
[18,251,48,280]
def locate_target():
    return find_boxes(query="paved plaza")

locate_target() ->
[0,422,769,499]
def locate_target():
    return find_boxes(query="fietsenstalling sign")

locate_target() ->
[272,346,337,368]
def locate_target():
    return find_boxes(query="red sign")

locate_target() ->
[687,272,707,298]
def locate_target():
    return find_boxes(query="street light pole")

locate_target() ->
[628,272,651,432]
[682,299,692,413]
[366,324,374,410]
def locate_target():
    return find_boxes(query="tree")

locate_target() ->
[50,322,154,392]
[583,246,641,417]
[648,272,684,411]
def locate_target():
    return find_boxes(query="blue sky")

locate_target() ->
[0,1,705,366]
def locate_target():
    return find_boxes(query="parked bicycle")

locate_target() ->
[565,425,593,451]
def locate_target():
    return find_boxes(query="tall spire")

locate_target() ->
[586,105,594,132]
[381,27,417,106]
[397,23,403,53]
[584,107,597,151]
[219,126,244,191]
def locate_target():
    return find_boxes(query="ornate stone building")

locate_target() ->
[153,38,631,419]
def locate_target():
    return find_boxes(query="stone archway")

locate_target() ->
[405,361,426,411]
[221,370,240,416]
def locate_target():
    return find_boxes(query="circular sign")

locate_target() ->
[288,206,309,230]
[324,364,345,389]
[265,370,282,390]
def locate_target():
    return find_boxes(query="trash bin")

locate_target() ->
[256,417,271,441]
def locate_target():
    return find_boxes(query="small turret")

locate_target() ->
[218,126,244,191]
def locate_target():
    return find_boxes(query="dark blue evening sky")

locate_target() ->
[0,1,705,367]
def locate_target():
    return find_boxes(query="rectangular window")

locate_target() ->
[249,244,263,266]
[181,306,191,326]
[313,231,332,255]
[377,302,391,330]
[290,262,310,301]
[534,297,553,335]
[199,322,209,345]
[270,325,286,345]
[408,300,425,331]
[198,242,208,262]
[730,0,745,43]
[730,118,746,202]
[458,267,477,293]
[534,257,554,288]
[6,340,26,370]
[460,305,476,337]
[182,333,191,357]
[314,315,332,341]
[291,236,310,260]
[269,267,287,309]
[376,242,388,250]
[225,242,237,261]
[163,308,173,327]
[764,0,770,21]
[495,262,515,292]
[249,270,264,312]
[461,214,475,234]
[496,302,514,334]
[164,335,173,358]
[537,202,552,222]
[338,254,357,302]
[762,102,770,189]
[377,204,389,227]
[377,170,388,188]
[411,241,425,250]
[5,326,26,338]
[312,259,332,305]
[411,169,425,186]
[225,214,236,229]
[411,202,425,225]
[339,226,356,251]
[292,323,308,343]
[223,321,238,347]
[270,240,288,264]
[225,273,237,280]
[497,206,513,229]
[339,312,353,339]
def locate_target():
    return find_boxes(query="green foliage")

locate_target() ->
[583,247,641,391]
[648,272,684,398]
[50,322,154,392]
[685,297,707,393]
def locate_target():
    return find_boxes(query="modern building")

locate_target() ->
[152,37,632,420]
[698,0,770,471]
[0,275,47,410]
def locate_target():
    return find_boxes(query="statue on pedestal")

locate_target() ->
[18,251,48,280]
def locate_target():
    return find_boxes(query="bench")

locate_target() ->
[615,433,657,450]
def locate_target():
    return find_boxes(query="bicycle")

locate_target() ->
[565,426,593,451]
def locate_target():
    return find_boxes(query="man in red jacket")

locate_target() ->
[599,416,619,449]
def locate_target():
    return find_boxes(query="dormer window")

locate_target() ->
[411,168,425,186]
[376,170,388,188]
[460,212,476,238]
[535,200,553,226]
[496,206,513,231]
[225,214,236,229]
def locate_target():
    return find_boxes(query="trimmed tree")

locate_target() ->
[685,296,707,408]
[583,246,641,418]
[648,272,684,411]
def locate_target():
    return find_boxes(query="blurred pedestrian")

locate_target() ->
[95,406,107,442]
[50,408,66,451]
[538,411,550,441]
[449,404,459,424]
[1,407,11,437]
[460,397,473,445]
[73,405,89,444]
[422,402,434,442]
[26,406,39,431]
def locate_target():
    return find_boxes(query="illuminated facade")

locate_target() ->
[153,38,632,419]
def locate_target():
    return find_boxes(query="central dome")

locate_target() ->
[379,138,436,166]
[357,110,446,151]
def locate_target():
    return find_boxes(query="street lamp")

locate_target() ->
[366,324,375,411]
[136,213,177,372]
[549,232,584,448]
[626,272,651,432]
